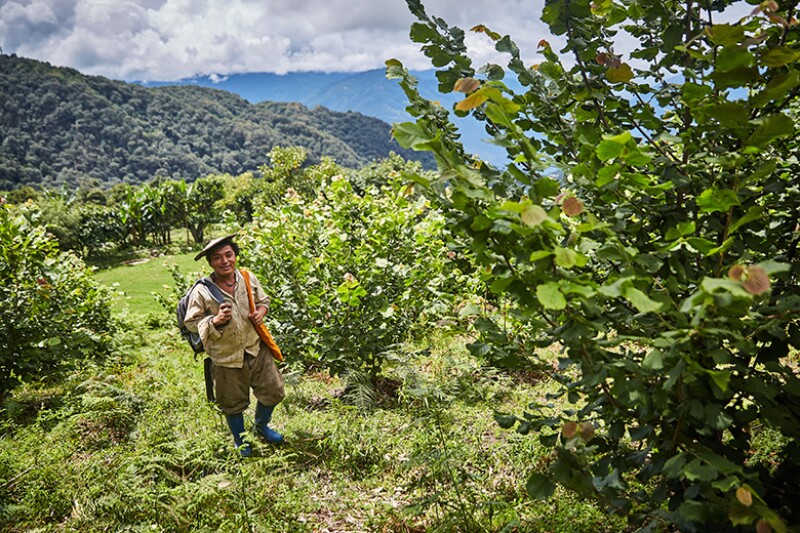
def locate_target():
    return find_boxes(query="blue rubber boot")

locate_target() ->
[225,413,252,457]
[254,403,284,444]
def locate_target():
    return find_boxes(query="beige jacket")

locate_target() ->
[184,270,270,368]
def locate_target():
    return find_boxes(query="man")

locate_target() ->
[184,233,285,457]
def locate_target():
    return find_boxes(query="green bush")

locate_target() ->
[77,203,128,258]
[392,0,800,530]
[0,201,117,400]
[239,175,468,382]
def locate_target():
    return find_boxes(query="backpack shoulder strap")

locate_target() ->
[198,278,226,304]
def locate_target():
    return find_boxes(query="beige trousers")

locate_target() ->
[213,342,285,416]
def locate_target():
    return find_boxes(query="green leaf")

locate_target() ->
[764,511,789,533]
[679,500,708,523]
[624,287,663,313]
[596,164,620,187]
[711,476,739,492]
[596,140,624,161]
[758,260,790,275]
[484,101,515,128]
[729,502,756,526]
[596,131,632,161]
[706,24,745,46]
[526,472,556,500]
[384,58,403,69]
[499,201,524,213]
[561,283,595,297]
[682,82,713,105]
[471,214,492,231]
[490,276,514,293]
[606,63,633,83]
[716,46,753,72]
[537,282,566,310]
[541,3,566,35]
[699,277,751,298]
[701,102,749,130]
[598,276,632,298]
[635,254,663,273]
[458,303,481,317]
[707,369,731,393]
[409,22,438,44]
[642,349,664,370]
[663,24,683,49]
[530,250,554,262]
[695,447,742,476]
[706,237,734,256]
[710,66,759,88]
[590,0,613,15]
[685,237,717,255]
[729,206,763,234]
[539,433,559,446]
[533,177,560,198]
[753,70,800,108]
[495,412,518,429]
[763,46,800,68]
[663,453,686,478]
[696,187,740,213]
[706,404,734,429]
[392,122,434,150]
[684,459,718,482]
[554,247,578,268]
[746,113,795,148]
[521,205,548,227]
[496,35,519,55]
[623,149,652,166]
[665,220,695,240]
[606,131,633,145]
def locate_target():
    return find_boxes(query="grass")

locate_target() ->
[0,324,624,532]
[1,255,628,532]
[93,251,204,316]
[90,225,233,316]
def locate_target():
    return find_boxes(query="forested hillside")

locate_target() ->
[141,69,509,164]
[0,55,433,190]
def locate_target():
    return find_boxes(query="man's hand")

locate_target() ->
[213,302,233,326]
[249,305,267,325]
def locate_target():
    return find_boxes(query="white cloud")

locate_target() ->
[0,0,758,81]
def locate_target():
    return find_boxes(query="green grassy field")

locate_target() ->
[93,251,205,316]
[1,257,627,532]
[1,331,622,532]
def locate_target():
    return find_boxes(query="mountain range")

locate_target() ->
[139,69,507,164]
[0,55,435,191]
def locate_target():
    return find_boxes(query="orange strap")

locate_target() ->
[241,268,257,313]
[240,269,284,362]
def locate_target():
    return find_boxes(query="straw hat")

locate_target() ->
[194,233,238,261]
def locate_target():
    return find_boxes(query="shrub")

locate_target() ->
[391,0,800,530]
[239,174,468,382]
[0,200,117,401]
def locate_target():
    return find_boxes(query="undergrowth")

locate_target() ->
[0,323,626,532]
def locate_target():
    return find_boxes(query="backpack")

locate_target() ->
[177,279,226,403]
[176,278,225,354]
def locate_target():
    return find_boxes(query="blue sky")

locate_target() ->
[0,0,755,81]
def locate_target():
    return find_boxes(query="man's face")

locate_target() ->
[208,244,236,277]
